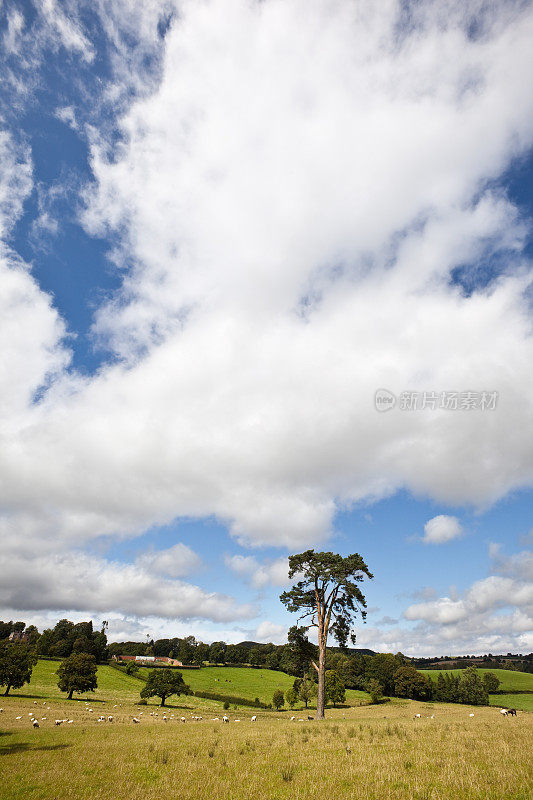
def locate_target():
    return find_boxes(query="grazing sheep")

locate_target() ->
[307,715,314,720]
[55,720,62,726]
[251,715,257,722]
[469,713,474,717]
[222,715,229,723]
[15,716,22,720]
[132,717,140,724]
[180,717,186,722]
[508,708,517,716]
[0,708,3,712]
[107,716,113,722]
[290,716,295,721]
[32,719,40,728]
[68,720,73,724]
[414,714,421,719]
[500,708,508,716]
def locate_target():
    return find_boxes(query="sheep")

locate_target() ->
[55,720,62,726]
[307,715,314,720]
[251,715,257,722]
[15,716,22,720]
[132,717,140,724]
[107,716,114,722]
[414,714,421,719]
[500,708,508,716]
[234,719,241,723]
[290,716,295,721]
[68,720,73,724]
[180,716,186,722]
[222,715,229,723]
[508,708,517,716]
[469,713,474,717]
[32,719,40,728]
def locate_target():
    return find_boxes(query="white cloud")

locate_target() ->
[136,542,201,578]
[1,1,533,634]
[225,555,290,589]
[0,549,254,623]
[254,620,286,644]
[422,515,463,544]
[489,543,533,581]
[39,0,95,63]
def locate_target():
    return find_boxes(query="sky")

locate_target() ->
[0,0,532,657]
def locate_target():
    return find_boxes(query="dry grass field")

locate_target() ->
[1,673,531,800]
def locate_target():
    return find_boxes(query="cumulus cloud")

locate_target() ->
[136,542,201,578]
[489,542,533,581]
[1,1,533,635]
[0,549,254,623]
[254,620,286,644]
[422,515,463,544]
[402,540,533,654]
[225,555,291,589]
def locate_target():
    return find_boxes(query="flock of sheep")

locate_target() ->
[0,702,521,729]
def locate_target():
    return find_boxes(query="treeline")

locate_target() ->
[0,619,108,662]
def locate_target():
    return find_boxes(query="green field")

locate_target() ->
[1,662,531,799]
[1,692,531,800]
[420,668,533,693]
[489,693,533,712]
[138,664,368,707]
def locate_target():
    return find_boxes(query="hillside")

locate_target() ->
[420,668,533,693]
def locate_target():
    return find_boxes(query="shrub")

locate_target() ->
[365,678,384,704]
[223,700,230,710]
[272,689,285,711]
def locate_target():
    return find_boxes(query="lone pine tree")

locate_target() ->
[280,550,372,719]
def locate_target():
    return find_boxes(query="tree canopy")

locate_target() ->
[280,549,372,718]
[140,669,191,706]
[57,652,98,699]
[0,642,38,696]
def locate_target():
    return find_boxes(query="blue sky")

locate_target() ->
[0,0,532,655]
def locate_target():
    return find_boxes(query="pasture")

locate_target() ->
[138,664,369,707]
[420,668,533,693]
[420,668,533,711]
[1,689,531,800]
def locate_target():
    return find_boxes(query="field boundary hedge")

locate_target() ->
[193,690,270,708]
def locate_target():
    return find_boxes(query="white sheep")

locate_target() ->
[132,717,140,723]
[55,720,62,726]
[180,716,186,722]
[107,716,113,722]
[500,709,508,716]
[414,714,421,719]
[222,715,229,723]
[32,719,40,728]
[251,715,257,722]
[469,713,474,717]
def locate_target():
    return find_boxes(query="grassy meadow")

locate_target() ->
[420,668,533,693]
[138,664,369,707]
[0,661,531,799]
[420,668,533,711]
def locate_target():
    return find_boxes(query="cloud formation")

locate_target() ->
[0,1,533,643]
[0,549,254,623]
[422,515,463,545]
[225,555,291,589]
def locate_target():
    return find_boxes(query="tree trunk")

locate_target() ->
[4,684,11,696]
[68,689,74,700]
[160,696,166,706]
[316,631,326,719]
